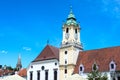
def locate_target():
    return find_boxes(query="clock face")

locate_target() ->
[74,34,78,40]
[65,33,69,39]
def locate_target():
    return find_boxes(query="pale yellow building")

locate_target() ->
[59,8,83,80]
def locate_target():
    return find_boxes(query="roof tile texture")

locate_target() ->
[33,45,59,62]
[18,68,27,77]
[74,46,120,73]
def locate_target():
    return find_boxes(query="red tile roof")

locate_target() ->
[74,46,120,73]
[33,45,59,62]
[0,69,14,76]
[18,68,27,77]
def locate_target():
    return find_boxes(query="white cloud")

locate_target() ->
[23,47,31,51]
[101,0,120,18]
[0,50,8,54]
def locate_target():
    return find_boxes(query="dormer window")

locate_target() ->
[111,64,114,69]
[92,62,98,71]
[79,64,84,75]
[109,60,116,72]
[80,66,83,71]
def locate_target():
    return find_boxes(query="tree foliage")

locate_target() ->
[87,63,108,80]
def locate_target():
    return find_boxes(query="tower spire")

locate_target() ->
[16,54,22,71]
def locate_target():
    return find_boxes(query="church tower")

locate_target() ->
[59,8,83,80]
[16,54,22,71]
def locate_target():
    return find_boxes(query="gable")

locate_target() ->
[18,68,27,77]
[74,46,120,73]
[33,45,59,62]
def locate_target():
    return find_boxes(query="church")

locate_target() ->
[27,8,120,80]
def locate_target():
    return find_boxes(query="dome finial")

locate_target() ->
[70,6,73,14]
[67,6,76,20]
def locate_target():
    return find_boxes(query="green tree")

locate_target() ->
[13,67,19,71]
[87,63,108,80]
[7,66,14,70]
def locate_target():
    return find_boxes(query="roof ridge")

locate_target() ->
[83,46,120,52]
[47,44,58,49]
[33,45,59,62]
[74,45,120,73]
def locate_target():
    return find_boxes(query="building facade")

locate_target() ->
[27,8,120,80]
[27,45,59,80]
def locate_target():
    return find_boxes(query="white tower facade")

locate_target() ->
[59,8,83,80]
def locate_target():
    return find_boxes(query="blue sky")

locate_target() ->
[0,0,120,68]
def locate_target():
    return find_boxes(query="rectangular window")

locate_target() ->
[37,71,40,80]
[45,70,48,80]
[80,67,82,71]
[66,28,69,33]
[65,51,67,54]
[65,60,67,64]
[111,64,114,69]
[30,71,33,80]
[75,29,77,34]
[54,70,57,80]
[65,69,67,74]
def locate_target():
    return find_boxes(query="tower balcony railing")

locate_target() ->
[61,42,83,50]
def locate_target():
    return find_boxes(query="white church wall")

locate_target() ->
[27,59,59,80]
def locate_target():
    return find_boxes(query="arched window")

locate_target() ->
[66,28,69,33]
[30,71,33,80]
[75,29,77,34]
[109,60,116,71]
[54,70,57,80]
[37,71,40,80]
[65,51,67,55]
[45,70,48,80]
